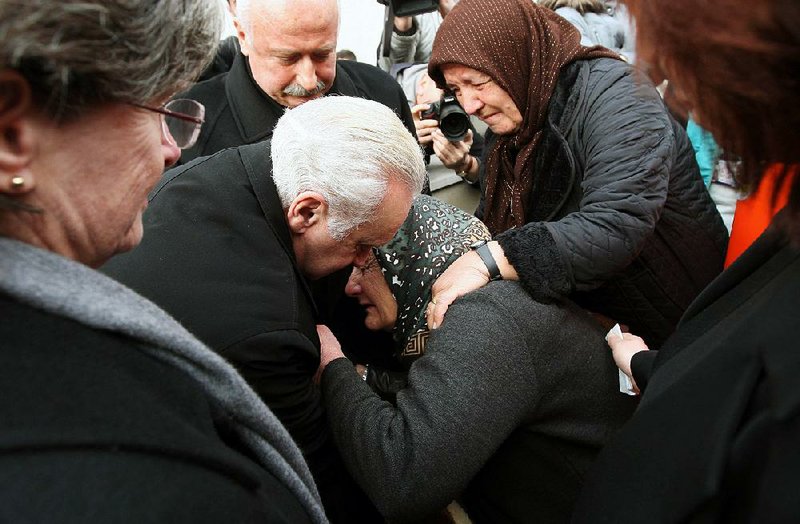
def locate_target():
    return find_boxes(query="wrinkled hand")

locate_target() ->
[315,324,346,384]
[432,129,473,171]
[607,332,649,392]
[411,103,438,147]
[426,250,489,329]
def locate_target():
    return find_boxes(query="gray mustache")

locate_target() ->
[283,81,327,97]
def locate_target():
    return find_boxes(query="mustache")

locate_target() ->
[282,81,327,97]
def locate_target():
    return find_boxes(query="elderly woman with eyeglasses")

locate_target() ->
[0,1,325,522]
[316,195,637,523]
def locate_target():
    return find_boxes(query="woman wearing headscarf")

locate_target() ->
[316,195,637,523]
[425,0,728,350]
[571,0,800,521]
[0,1,324,522]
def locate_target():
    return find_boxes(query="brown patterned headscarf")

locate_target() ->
[428,0,620,235]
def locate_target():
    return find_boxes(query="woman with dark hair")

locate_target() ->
[0,1,324,521]
[317,196,637,523]
[571,0,800,521]
[425,0,728,350]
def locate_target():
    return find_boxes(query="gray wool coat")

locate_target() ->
[322,281,638,523]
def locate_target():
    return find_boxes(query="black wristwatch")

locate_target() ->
[470,240,502,281]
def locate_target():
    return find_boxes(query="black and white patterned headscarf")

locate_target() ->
[375,195,491,363]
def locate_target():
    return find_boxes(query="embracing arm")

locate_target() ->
[497,63,674,301]
[320,294,538,522]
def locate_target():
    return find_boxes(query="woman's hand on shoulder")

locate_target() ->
[427,241,517,329]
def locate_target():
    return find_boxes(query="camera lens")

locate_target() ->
[438,99,470,142]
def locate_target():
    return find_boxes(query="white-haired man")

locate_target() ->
[104,97,426,522]
[179,0,418,168]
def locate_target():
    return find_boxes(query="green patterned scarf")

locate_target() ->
[375,195,491,363]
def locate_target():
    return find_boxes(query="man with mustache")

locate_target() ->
[177,0,417,165]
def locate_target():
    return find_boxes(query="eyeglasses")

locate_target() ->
[131,99,205,149]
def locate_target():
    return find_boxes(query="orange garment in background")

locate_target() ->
[725,164,796,267]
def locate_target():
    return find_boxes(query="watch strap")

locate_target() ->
[472,242,502,281]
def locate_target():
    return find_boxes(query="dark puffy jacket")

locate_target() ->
[486,58,728,348]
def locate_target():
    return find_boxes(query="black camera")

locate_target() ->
[420,93,470,142]
[376,0,439,17]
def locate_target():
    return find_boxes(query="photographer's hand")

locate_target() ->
[433,129,477,180]
[411,103,439,148]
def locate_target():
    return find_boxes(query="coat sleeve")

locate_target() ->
[223,330,329,464]
[631,349,658,391]
[320,292,539,523]
[377,14,437,71]
[497,64,675,300]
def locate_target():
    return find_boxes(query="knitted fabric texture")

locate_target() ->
[428,0,619,235]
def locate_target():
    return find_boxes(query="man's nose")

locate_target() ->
[295,57,319,91]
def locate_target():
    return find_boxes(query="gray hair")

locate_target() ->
[0,0,224,119]
[271,96,426,240]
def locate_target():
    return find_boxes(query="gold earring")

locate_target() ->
[10,176,25,189]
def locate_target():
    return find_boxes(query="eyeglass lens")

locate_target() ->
[163,99,205,149]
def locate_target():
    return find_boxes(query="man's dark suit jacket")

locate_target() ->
[103,143,380,522]
[178,45,427,344]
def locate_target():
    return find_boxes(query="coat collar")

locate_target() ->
[225,53,362,144]
[0,237,325,520]
[225,53,285,143]
[236,141,319,319]
[656,219,797,367]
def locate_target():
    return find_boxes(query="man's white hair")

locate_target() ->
[236,0,341,42]
[271,96,426,240]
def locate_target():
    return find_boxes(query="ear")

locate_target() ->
[232,16,250,57]
[286,191,328,235]
[0,70,37,194]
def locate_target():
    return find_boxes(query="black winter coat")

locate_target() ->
[103,143,379,523]
[572,221,800,523]
[175,43,424,355]
[485,58,728,348]
[0,294,312,523]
